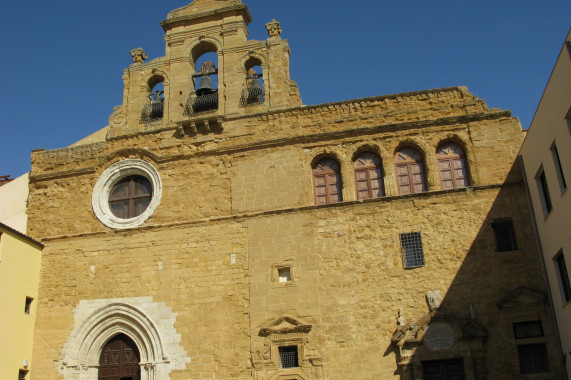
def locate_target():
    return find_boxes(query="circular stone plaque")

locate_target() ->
[423,322,455,351]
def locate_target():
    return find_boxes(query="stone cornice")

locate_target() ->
[37,184,512,243]
[31,110,512,181]
[160,4,252,31]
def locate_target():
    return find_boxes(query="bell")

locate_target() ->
[196,75,215,96]
[249,76,262,91]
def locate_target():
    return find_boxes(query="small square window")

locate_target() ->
[278,267,291,283]
[19,370,28,380]
[400,232,425,269]
[492,219,518,252]
[25,297,33,314]
[279,346,299,369]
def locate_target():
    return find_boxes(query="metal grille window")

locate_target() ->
[400,232,425,269]
[492,219,518,252]
[518,344,549,374]
[513,321,550,374]
[279,346,299,368]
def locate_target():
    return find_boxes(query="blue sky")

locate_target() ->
[1,1,569,178]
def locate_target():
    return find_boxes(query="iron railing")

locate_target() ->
[240,87,264,107]
[185,92,219,116]
[141,102,164,122]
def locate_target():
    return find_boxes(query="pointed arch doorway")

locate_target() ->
[99,334,141,380]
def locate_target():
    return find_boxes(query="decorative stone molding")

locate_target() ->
[130,48,148,64]
[259,315,312,337]
[254,315,321,379]
[108,105,127,129]
[265,19,282,38]
[57,297,189,380]
[426,290,442,311]
[391,308,487,379]
[92,159,162,229]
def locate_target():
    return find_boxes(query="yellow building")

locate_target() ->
[0,222,43,380]
[26,1,565,379]
[520,28,571,378]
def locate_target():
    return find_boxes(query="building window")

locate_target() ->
[278,267,292,283]
[108,176,153,219]
[513,321,549,374]
[550,142,567,193]
[18,370,28,380]
[25,297,33,314]
[92,159,162,229]
[422,358,465,379]
[395,147,426,195]
[436,142,470,189]
[279,346,299,368]
[400,232,425,269]
[554,250,571,303]
[353,152,384,200]
[536,168,553,216]
[492,219,518,252]
[312,157,342,205]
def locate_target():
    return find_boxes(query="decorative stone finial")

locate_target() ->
[397,308,406,326]
[265,19,282,38]
[130,48,148,64]
[426,290,442,311]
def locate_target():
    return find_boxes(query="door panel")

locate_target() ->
[99,334,141,380]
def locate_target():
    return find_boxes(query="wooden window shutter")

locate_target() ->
[354,152,384,200]
[313,158,342,204]
[436,142,469,189]
[395,148,426,195]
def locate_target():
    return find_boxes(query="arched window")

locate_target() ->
[241,58,264,106]
[313,158,342,205]
[436,142,469,189]
[353,152,384,200]
[99,334,141,380]
[141,80,165,122]
[186,45,219,116]
[394,147,426,195]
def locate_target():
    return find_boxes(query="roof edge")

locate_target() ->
[0,222,44,249]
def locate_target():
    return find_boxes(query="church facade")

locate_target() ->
[27,1,564,379]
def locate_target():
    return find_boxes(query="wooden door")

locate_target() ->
[99,334,141,380]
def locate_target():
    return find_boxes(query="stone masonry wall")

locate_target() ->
[28,86,563,379]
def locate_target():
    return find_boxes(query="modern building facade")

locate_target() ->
[0,222,43,380]
[26,1,565,379]
[520,28,571,378]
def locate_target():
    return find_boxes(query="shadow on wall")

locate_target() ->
[386,160,564,380]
